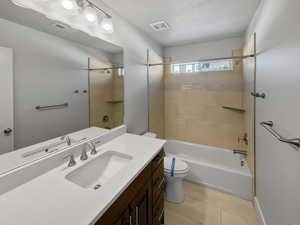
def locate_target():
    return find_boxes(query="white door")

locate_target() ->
[0,47,14,154]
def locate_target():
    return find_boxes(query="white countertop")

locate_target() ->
[0,133,166,225]
[0,127,109,175]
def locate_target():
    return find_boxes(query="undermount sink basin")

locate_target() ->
[65,151,132,190]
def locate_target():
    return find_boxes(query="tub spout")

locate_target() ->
[233,150,248,156]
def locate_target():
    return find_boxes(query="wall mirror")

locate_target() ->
[0,0,124,174]
[88,57,124,130]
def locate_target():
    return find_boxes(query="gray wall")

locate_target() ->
[0,0,164,148]
[0,18,113,149]
[246,0,300,225]
[164,37,244,61]
[87,0,163,135]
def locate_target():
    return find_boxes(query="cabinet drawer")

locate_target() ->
[151,150,165,172]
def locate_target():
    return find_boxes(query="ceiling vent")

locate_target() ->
[150,21,171,31]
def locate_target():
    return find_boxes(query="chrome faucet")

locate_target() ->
[87,142,97,155]
[80,149,88,161]
[63,154,76,167]
[233,150,248,156]
[61,135,72,146]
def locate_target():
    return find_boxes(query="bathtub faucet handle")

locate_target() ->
[238,133,249,145]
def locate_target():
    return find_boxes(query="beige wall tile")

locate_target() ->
[149,54,165,138]
[164,52,245,150]
[89,60,124,129]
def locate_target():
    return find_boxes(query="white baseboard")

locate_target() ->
[254,197,267,225]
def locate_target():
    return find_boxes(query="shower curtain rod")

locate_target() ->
[147,54,255,67]
[83,66,124,71]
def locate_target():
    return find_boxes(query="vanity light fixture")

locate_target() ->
[59,0,80,16]
[60,0,77,10]
[83,3,97,22]
[85,0,114,32]
[11,0,114,34]
[100,16,114,33]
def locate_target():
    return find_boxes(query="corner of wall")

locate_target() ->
[245,0,265,42]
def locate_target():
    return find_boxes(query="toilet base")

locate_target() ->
[165,176,185,203]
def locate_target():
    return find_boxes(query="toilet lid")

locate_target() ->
[164,157,188,172]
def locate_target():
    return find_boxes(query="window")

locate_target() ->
[171,60,233,74]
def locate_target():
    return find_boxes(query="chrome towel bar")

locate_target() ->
[260,121,300,148]
[35,103,68,111]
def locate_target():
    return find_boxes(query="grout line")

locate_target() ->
[219,208,223,225]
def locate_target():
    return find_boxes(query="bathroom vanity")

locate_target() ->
[95,150,165,225]
[0,126,166,225]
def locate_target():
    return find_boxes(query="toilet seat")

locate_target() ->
[164,157,189,176]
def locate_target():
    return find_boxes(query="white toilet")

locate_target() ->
[143,132,190,203]
[164,156,189,203]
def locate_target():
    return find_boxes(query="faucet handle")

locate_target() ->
[87,142,97,155]
[61,135,72,146]
[80,149,88,161]
[238,133,249,145]
[65,136,71,146]
[63,154,76,167]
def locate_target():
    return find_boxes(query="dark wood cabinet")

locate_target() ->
[95,150,165,225]
[130,181,152,225]
[113,210,130,225]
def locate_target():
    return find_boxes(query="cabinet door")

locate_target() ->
[113,216,123,225]
[130,181,152,225]
[153,193,164,225]
[113,209,130,225]
[96,208,130,225]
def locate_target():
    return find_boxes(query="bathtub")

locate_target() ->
[164,140,253,200]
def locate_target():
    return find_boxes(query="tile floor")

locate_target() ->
[165,181,260,225]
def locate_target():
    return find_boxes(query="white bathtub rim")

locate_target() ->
[165,139,251,175]
[185,178,253,201]
[166,139,233,153]
[166,153,252,177]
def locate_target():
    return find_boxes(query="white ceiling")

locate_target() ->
[0,0,123,53]
[102,0,261,47]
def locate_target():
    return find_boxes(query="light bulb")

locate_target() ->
[61,0,76,10]
[83,5,97,22]
[100,17,114,33]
